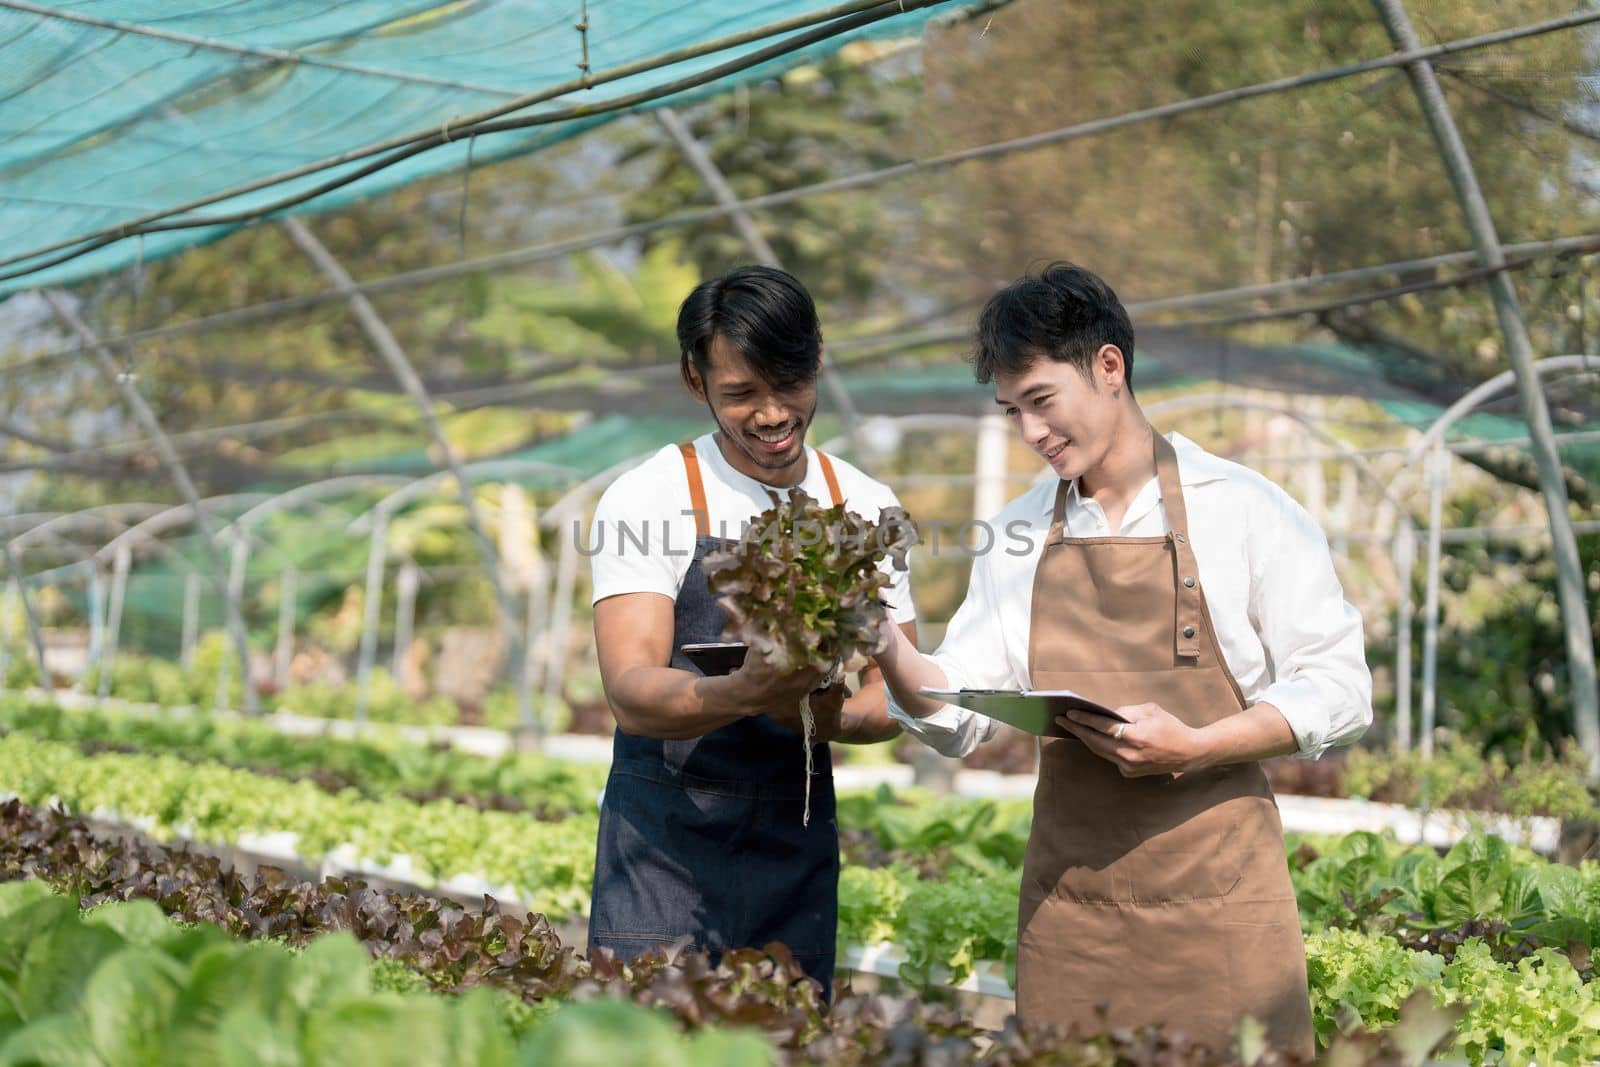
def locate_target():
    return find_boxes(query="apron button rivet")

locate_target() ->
[1182,625,1196,638]
[1183,576,1195,587]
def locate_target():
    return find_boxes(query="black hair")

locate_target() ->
[972,262,1135,388]
[677,265,823,392]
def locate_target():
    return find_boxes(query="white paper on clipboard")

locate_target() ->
[917,687,1129,736]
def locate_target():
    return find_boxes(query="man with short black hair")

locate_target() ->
[875,262,1370,1054]
[586,265,915,996]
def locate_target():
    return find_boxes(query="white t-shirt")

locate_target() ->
[589,432,915,623]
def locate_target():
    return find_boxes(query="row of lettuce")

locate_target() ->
[1,804,1468,1067]
[8,634,557,732]
[13,638,1597,822]
[0,695,1597,1062]
[0,877,774,1067]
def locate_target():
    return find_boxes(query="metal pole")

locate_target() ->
[282,217,530,722]
[180,572,200,668]
[1394,523,1416,751]
[1333,463,1359,561]
[392,558,419,678]
[541,516,581,739]
[2,542,48,686]
[85,563,104,686]
[656,106,865,457]
[0,579,12,683]
[42,290,260,713]
[973,410,1009,523]
[523,561,551,699]
[216,536,249,711]
[1303,397,1327,525]
[355,513,388,723]
[275,566,297,689]
[1374,0,1599,779]
[100,543,130,701]
[1419,446,1447,760]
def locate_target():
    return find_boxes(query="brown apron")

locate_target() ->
[1016,433,1313,1056]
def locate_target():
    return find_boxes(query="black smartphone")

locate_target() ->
[679,641,749,676]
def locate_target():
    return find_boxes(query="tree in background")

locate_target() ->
[616,50,926,310]
[919,0,1596,384]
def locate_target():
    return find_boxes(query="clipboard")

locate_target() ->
[918,687,1129,736]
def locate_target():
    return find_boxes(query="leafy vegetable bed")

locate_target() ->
[3,723,1598,1062]
[0,802,1464,1066]
[0,732,597,921]
[0,878,776,1067]
[0,695,605,819]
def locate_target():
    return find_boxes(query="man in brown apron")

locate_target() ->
[875,263,1372,1055]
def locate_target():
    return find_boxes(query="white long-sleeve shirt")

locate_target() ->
[887,432,1372,760]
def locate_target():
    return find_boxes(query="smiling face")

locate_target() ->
[993,344,1130,483]
[685,332,818,483]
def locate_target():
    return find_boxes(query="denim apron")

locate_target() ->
[588,442,846,994]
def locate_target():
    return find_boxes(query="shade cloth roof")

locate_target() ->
[0,0,985,295]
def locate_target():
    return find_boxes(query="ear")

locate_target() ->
[1096,344,1128,392]
[681,359,708,402]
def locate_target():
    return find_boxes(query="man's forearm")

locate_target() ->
[606,666,753,740]
[1191,702,1300,769]
[836,667,902,744]
[873,623,951,719]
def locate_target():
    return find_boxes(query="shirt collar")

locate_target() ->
[1053,431,1229,511]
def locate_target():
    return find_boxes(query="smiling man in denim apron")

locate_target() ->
[874,263,1371,1054]
[586,265,917,997]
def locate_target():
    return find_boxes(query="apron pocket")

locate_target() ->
[1220,910,1313,1053]
[1028,803,1244,904]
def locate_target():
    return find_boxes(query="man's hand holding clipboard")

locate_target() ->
[917,687,1129,738]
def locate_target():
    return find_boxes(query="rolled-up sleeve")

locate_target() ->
[1247,485,1373,759]
[885,549,1012,759]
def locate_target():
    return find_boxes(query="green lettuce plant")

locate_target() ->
[704,488,914,823]
[703,488,914,677]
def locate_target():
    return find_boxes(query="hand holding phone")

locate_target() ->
[679,641,748,676]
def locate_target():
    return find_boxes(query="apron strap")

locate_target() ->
[677,442,711,538]
[1048,478,1070,544]
[679,443,841,533]
[1153,433,1204,660]
[814,450,844,507]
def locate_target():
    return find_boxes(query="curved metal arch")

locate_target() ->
[347,458,581,534]
[5,506,162,696]
[1144,394,1410,517]
[11,556,99,587]
[1401,355,1600,468]
[221,474,414,539]
[538,416,990,533]
[0,512,68,536]
[216,496,424,600]
[333,457,576,728]
[22,531,198,584]
[96,493,275,566]
[816,413,989,455]
[1393,355,1600,762]
[84,497,381,705]
[7,503,168,554]
[542,453,656,530]
[79,476,455,581]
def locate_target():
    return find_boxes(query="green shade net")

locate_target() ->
[0,0,986,295]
